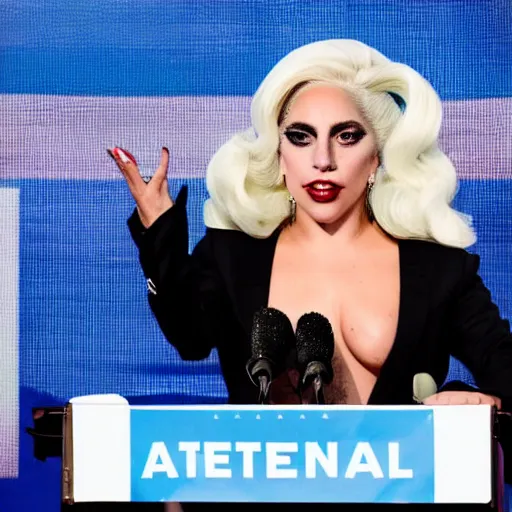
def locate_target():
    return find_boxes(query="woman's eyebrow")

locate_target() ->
[329,121,365,137]
[284,122,316,137]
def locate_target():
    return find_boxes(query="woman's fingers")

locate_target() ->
[108,146,174,227]
[422,391,501,409]
[112,147,138,166]
[152,147,170,188]
[108,147,146,197]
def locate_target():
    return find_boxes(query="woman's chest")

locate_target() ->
[267,247,400,372]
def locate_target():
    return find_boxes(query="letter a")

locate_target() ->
[345,442,384,479]
[141,441,179,479]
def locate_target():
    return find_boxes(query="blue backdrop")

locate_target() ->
[0,1,511,510]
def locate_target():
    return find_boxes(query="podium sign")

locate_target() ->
[63,395,495,505]
[131,407,434,503]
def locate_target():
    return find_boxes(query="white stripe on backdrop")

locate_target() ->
[0,188,19,478]
[1,95,511,180]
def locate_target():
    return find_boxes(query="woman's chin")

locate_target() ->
[305,202,362,228]
[310,212,344,227]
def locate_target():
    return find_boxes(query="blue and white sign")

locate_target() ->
[68,395,495,505]
[130,407,434,503]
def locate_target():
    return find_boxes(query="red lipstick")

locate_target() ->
[304,180,342,203]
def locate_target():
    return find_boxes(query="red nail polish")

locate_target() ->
[113,147,137,165]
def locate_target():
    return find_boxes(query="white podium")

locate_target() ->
[60,394,505,508]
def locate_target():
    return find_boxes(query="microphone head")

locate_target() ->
[413,373,438,403]
[295,312,335,372]
[250,307,295,366]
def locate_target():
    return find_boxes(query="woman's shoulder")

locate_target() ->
[399,238,480,279]
[201,226,279,285]
[205,225,279,252]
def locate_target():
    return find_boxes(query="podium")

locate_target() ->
[55,394,507,508]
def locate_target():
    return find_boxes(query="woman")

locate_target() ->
[110,39,512,508]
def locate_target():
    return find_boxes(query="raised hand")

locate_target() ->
[108,147,173,228]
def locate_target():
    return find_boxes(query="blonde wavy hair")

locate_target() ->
[203,39,475,248]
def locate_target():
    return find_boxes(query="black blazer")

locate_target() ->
[128,185,512,406]
[127,185,512,510]
[128,187,512,405]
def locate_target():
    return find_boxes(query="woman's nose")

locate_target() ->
[313,140,337,172]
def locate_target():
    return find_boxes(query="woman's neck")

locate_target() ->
[286,203,377,247]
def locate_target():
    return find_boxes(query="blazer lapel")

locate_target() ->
[228,230,279,335]
[368,239,431,405]
[224,232,431,405]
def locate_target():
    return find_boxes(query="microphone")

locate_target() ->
[246,307,295,404]
[296,312,335,405]
[413,373,438,403]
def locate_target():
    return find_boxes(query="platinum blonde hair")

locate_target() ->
[203,39,475,248]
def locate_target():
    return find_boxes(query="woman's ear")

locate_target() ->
[279,155,287,183]
[375,151,381,169]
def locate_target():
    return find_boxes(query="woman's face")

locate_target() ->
[279,84,379,226]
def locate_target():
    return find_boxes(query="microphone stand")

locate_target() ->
[312,375,326,405]
[257,375,271,405]
[302,361,331,405]
[246,358,273,405]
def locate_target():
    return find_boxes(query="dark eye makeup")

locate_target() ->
[283,120,367,147]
